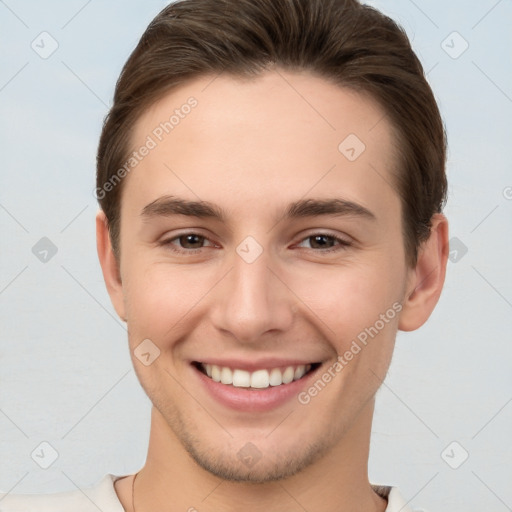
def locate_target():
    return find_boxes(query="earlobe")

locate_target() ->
[398,213,449,332]
[96,210,127,321]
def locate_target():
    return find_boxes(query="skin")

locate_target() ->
[97,69,449,512]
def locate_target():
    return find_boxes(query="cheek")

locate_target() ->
[294,258,405,346]
[122,262,214,341]
[307,263,404,399]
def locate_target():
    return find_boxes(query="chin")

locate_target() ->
[182,434,330,483]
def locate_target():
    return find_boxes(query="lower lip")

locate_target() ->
[193,364,321,412]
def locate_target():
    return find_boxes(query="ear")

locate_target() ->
[398,213,449,331]
[96,210,126,322]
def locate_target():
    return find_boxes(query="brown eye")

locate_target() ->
[176,234,205,249]
[296,233,352,253]
[160,232,215,254]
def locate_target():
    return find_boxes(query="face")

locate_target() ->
[107,70,417,482]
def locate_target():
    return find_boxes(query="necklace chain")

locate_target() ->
[131,471,138,512]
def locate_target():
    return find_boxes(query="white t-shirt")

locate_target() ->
[0,474,414,511]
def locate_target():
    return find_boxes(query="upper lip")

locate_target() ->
[192,358,321,371]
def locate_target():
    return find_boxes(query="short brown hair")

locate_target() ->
[96,0,447,266]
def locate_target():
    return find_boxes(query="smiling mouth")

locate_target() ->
[193,362,321,389]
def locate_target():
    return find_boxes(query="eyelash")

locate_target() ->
[159,232,352,255]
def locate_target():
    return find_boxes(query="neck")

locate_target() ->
[126,399,386,512]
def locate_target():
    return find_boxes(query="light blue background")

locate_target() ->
[1,1,511,511]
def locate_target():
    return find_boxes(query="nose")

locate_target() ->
[209,243,295,344]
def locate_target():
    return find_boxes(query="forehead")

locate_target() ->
[125,70,400,223]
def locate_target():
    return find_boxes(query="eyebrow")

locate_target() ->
[140,195,376,223]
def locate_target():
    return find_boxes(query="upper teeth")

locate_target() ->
[202,363,312,388]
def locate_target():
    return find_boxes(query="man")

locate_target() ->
[0,0,448,510]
